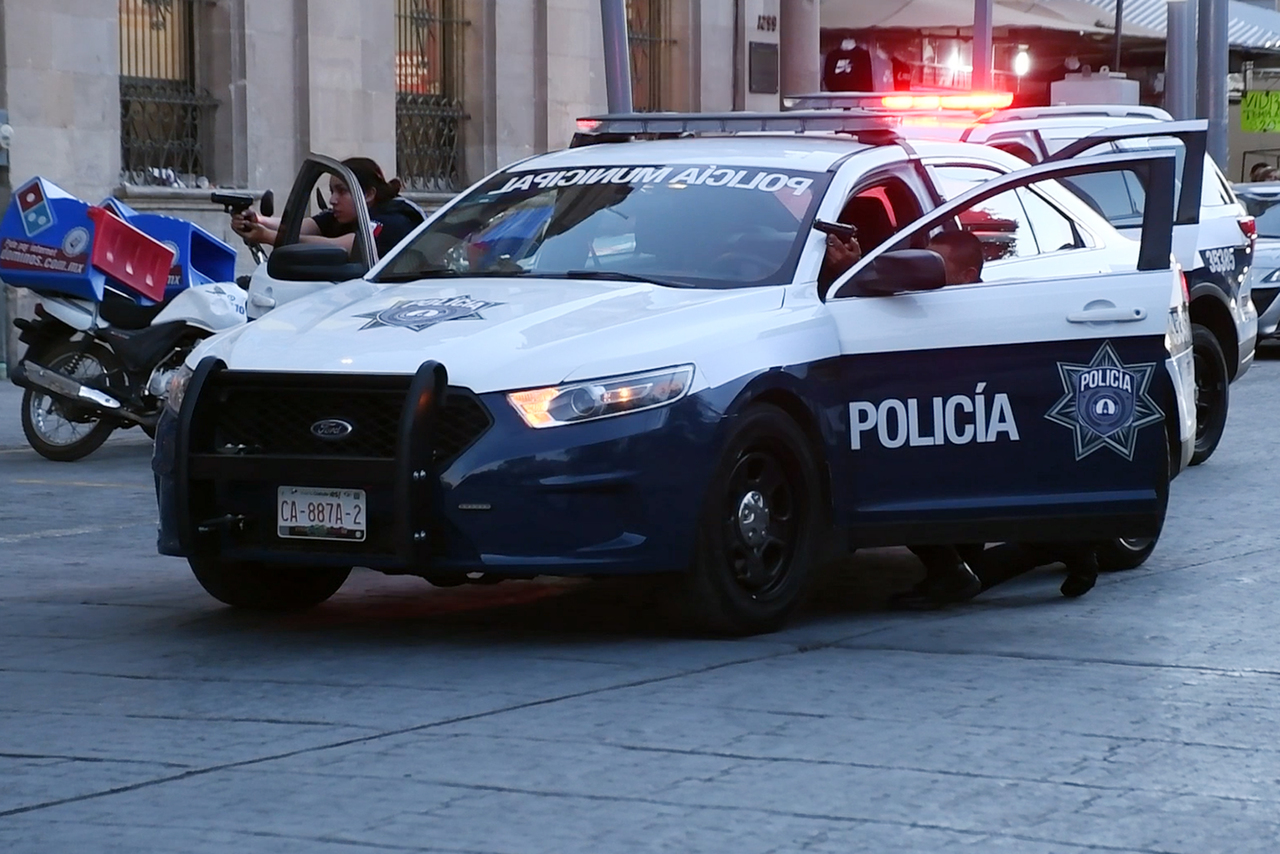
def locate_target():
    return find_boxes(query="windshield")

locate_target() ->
[377,163,830,288]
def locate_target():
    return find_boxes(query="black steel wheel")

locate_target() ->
[678,404,822,635]
[1189,323,1229,466]
[20,339,120,462]
[188,557,350,611]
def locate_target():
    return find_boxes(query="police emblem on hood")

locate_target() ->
[355,296,501,332]
[1045,341,1163,461]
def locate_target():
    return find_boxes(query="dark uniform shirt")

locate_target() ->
[312,197,424,258]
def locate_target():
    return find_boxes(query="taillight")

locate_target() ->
[1239,216,1257,243]
[1180,270,1190,305]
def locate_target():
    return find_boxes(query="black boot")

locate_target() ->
[890,546,984,610]
[1060,547,1099,598]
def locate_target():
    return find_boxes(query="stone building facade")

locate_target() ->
[0,0,822,368]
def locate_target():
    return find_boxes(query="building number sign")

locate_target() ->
[756,14,777,32]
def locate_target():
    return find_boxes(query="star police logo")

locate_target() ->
[15,180,55,238]
[1045,341,1164,461]
[354,296,501,332]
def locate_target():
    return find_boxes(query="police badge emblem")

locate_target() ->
[1045,341,1163,461]
[355,296,502,332]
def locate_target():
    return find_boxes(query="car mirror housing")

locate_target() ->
[841,249,948,297]
[266,244,368,283]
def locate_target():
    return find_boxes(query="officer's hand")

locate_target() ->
[823,234,862,278]
[231,209,258,236]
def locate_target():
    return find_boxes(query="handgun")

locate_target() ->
[211,191,256,215]
[813,219,858,241]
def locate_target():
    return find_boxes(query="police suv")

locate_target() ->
[154,111,1195,634]
[790,95,1255,465]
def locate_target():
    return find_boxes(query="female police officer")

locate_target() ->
[231,157,423,259]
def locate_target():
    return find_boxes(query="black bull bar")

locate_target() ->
[173,356,449,568]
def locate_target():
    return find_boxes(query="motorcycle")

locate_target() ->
[2,178,251,461]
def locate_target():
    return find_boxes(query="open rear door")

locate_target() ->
[1044,120,1207,271]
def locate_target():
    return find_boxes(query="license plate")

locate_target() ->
[277,486,366,542]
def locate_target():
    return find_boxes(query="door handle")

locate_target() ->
[1066,307,1146,323]
[250,294,276,309]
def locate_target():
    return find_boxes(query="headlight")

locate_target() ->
[164,364,195,414]
[1263,268,1280,283]
[507,365,694,428]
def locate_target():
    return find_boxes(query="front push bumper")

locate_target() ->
[153,359,724,577]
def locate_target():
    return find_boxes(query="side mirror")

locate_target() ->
[260,189,275,218]
[266,244,367,282]
[838,249,947,297]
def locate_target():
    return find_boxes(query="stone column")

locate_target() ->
[779,0,820,97]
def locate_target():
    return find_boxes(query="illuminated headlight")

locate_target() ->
[164,364,195,414]
[1262,268,1280,283]
[507,365,694,428]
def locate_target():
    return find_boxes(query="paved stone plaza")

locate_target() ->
[2,354,1279,852]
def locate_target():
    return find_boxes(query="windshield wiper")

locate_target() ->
[375,268,531,283]
[555,269,690,288]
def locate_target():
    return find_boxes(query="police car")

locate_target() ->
[153,111,1194,634]
[790,95,1255,465]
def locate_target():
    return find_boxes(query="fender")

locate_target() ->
[11,312,75,359]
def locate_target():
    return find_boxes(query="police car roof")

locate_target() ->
[512,135,883,174]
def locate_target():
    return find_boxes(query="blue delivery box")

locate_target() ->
[0,177,175,304]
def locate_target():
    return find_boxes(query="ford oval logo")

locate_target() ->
[311,419,354,441]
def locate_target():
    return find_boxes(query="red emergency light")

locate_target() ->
[880,92,1014,112]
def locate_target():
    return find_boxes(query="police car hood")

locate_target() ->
[195,276,786,392]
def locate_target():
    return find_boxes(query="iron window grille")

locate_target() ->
[119,0,217,187]
[627,0,675,112]
[396,0,468,192]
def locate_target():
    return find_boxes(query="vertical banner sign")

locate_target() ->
[1241,90,1280,133]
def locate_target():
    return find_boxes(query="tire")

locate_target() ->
[1098,427,1170,572]
[20,340,120,462]
[1189,323,1229,466]
[188,557,350,611]
[676,404,823,635]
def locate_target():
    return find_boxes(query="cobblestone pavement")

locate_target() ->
[2,353,1279,853]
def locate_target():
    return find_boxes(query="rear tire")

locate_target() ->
[675,405,822,635]
[188,557,350,611]
[20,340,119,462]
[1189,323,1229,466]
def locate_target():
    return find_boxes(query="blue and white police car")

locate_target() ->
[153,111,1195,634]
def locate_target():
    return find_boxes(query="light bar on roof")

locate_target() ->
[572,110,901,137]
[784,91,1013,113]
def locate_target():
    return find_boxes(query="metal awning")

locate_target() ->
[1078,0,1280,50]
[820,0,1158,35]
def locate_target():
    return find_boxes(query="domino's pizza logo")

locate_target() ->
[15,180,55,237]
[1045,341,1163,461]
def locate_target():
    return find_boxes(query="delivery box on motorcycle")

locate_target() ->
[98,198,237,300]
[0,177,174,303]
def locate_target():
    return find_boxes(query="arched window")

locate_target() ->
[118,0,216,185]
[396,0,467,192]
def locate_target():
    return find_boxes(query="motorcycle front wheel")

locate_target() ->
[20,340,120,461]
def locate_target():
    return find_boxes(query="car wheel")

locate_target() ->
[188,557,350,611]
[20,340,119,462]
[1190,323,1229,466]
[677,404,822,635]
[1099,428,1169,572]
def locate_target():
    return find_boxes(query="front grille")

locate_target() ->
[207,379,491,464]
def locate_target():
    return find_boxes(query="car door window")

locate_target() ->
[931,165,1037,263]
[838,177,924,252]
[1017,187,1088,252]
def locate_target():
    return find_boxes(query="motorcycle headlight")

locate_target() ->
[164,364,195,414]
[1263,267,1280,283]
[507,365,695,428]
